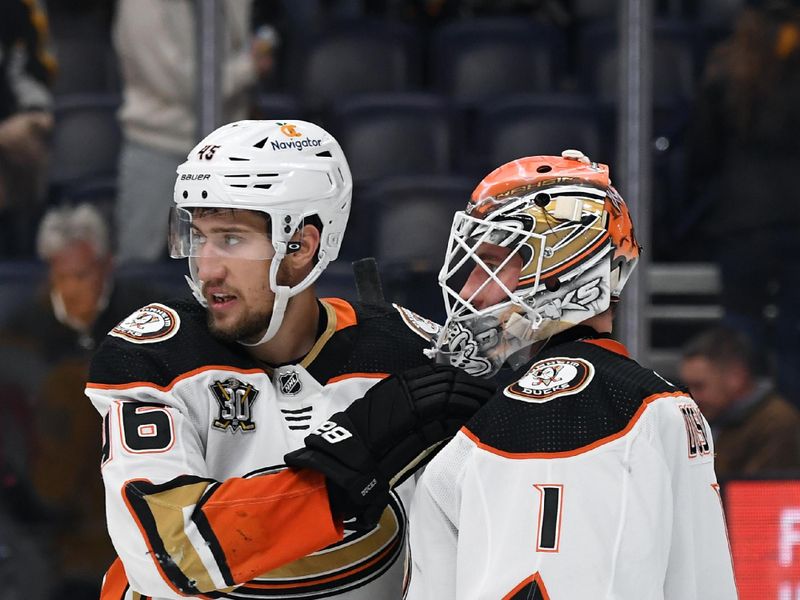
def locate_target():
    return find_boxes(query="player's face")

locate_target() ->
[459,243,523,310]
[49,240,110,326]
[679,356,735,421]
[192,210,280,343]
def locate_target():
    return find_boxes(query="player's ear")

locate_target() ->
[287,223,321,269]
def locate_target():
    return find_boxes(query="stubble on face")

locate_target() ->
[206,259,296,344]
[207,300,272,344]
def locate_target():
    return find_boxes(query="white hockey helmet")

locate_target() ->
[169,120,352,344]
[433,150,640,376]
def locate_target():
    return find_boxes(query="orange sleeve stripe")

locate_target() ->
[322,297,358,331]
[326,372,389,385]
[100,557,129,600]
[87,365,265,392]
[463,391,688,459]
[201,469,344,584]
[121,471,344,593]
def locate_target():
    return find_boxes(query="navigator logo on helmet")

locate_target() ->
[168,120,352,344]
[431,150,641,377]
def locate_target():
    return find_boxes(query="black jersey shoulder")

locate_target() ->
[307,300,434,384]
[88,299,257,388]
[466,339,680,454]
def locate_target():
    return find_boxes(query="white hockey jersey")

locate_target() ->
[85,298,438,600]
[406,327,738,600]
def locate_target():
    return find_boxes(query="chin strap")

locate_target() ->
[239,250,290,347]
[184,243,331,347]
[239,284,290,346]
[185,274,207,306]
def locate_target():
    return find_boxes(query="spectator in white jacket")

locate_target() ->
[113,0,273,263]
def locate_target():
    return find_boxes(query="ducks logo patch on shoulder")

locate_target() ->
[504,356,594,403]
[393,304,441,342]
[110,303,180,344]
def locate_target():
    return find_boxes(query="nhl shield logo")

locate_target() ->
[278,370,302,396]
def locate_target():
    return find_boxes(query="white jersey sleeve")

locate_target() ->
[92,388,340,599]
[88,298,437,600]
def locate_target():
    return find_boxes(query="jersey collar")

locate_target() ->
[542,325,630,358]
[259,298,359,380]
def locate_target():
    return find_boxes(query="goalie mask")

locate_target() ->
[169,120,352,344]
[433,150,640,377]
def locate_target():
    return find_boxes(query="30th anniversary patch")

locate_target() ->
[504,356,595,403]
[110,303,180,343]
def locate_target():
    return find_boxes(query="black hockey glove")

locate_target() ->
[284,364,496,529]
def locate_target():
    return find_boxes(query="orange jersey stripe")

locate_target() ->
[581,337,630,357]
[122,470,343,594]
[326,372,389,385]
[87,365,265,392]
[502,572,552,600]
[100,557,129,600]
[322,297,358,331]
[463,391,688,459]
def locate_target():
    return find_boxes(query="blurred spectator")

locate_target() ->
[0,0,55,257]
[687,0,800,407]
[113,0,273,263]
[680,326,800,479]
[0,203,163,598]
[3,203,161,359]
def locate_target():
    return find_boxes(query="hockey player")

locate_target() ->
[85,120,494,600]
[405,151,738,599]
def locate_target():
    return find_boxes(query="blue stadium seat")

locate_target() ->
[254,93,303,121]
[693,0,745,31]
[290,20,421,115]
[49,9,120,97]
[0,260,45,324]
[571,0,618,22]
[472,93,613,176]
[331,93,454,185]
[431,18,566,106]
[315,261,358,303]
[577,19,702,103]
[49,94,122,194]
[116,261,193,302]
[364,175,474,321]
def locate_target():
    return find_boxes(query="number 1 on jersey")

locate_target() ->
[534,484,563,552]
